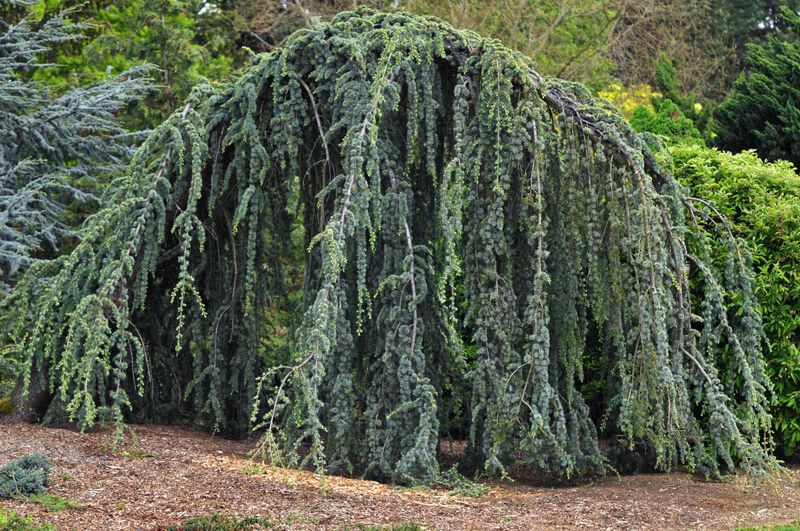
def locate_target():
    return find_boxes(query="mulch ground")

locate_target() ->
[1,423,799,530]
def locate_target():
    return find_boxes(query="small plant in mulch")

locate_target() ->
[161,514,275,530]
[0,509,55,531]
[355,524,423,531]
[241,462,267,476]
[283,512,319,526]
[0,455,85,514]
[26,494,87,513]
[738,523,800,531]
[439,467,490,497]
[105,426,154,459]
[0,454,52,499]
[240,461,301,488]
[416,466,489,498]
[118,447,154,459]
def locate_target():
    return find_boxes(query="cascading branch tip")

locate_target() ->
[2,8,777,484]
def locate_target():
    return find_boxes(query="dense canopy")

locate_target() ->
[3,9,776,484]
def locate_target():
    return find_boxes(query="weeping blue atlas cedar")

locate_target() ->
[2,9,776,483]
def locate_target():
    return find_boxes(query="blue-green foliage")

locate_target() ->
[0,454,52,499]
[670,145,800,457]
[0,3,152,289]
[1,9,776,483]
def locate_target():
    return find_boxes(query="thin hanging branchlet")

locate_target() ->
[1,9,778,483]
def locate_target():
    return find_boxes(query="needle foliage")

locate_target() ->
[2,9,777,483]
[0,2,152,288]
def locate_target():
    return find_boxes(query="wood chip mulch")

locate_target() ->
[1,423,798,530]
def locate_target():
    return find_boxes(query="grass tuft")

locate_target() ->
[164,514,275,530]
[27,493,87,512]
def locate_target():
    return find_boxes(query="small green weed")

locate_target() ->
[354,524,422,531]
[111,427,154,459]
[283,512,319,526]
[738,522,800,531]
[242,462,267,476]
[166,514,275,530]
[430,466,489,497]
[119,448,154,459]
[0,509,55,531]
[27,493,87,512]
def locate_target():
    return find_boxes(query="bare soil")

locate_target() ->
[1,423,798,530]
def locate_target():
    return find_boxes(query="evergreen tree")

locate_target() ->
[715,6,800,166]
[20,0,237,129]
[630,99,704,145]
[609,0,800,100]
[0,2,151,288]
[229,0,618,89]
[712,0,800,59]
[627,55,708,146]
[2,9,776,484]
[79,0,234,127]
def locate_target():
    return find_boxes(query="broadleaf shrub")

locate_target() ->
[670,145,800,456]
[628,56,709,146]
[596,82,660,118]
[630,98,704,146]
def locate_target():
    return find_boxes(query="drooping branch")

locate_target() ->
[2,8,777,484]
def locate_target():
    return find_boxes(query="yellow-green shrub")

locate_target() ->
[0,396,11,414]
[596,83,660,119]
[670,145,800,456]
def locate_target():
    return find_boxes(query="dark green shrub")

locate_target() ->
[629,55,709,146]
[714,6,800,167]
[630,98,705,145]
[0,454,52,499]
[670,145,800,456]
[652,54,712,136]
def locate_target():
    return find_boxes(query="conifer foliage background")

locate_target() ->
[3,9,777,483]
[0,1,151,288]
[715,6,800,167]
